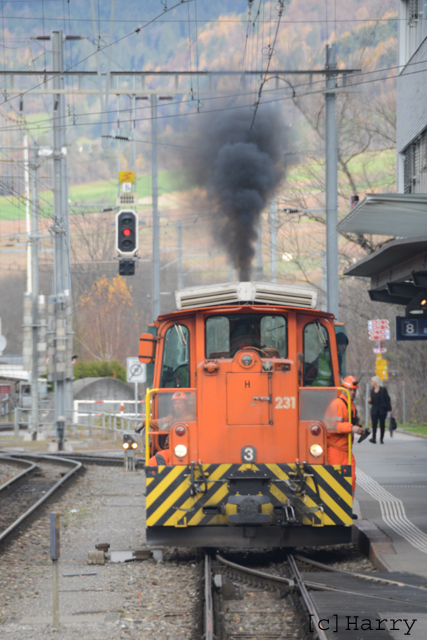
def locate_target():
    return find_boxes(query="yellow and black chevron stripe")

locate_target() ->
[145,463,352,528]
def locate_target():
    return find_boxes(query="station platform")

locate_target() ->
[305,430,427,640]
[354,429,427,578]
[307,569,427,640]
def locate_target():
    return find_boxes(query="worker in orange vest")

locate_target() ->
[327,376,363,493]
[137,391,194,466]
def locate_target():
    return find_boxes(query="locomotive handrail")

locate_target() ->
[299,386,353,465]
[337,386,352,465]
[145,388,159,464]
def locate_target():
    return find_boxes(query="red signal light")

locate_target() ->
[116,210,138,256]
[175,426,186,437]
[311,425,321,436]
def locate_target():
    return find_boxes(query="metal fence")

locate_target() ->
[12,402,145,446]
[70,408,144,440]
[72,399,145,426]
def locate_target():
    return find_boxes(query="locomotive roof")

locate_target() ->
[155,304,334,324]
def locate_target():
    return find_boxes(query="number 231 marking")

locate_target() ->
[275,396,296,409]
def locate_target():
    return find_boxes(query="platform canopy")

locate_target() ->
[344,236,427,308]
[337,194,427,236]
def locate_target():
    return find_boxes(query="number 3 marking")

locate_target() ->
[275,396,296,409]
[243,447,254,461]
[241,445,257,463]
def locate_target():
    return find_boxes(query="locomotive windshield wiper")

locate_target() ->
[264,323,286,332]
[314,319,327,348]
[174,323,188,348]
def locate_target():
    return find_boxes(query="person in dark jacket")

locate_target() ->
[368,376,392,444]
[336,332,349,378]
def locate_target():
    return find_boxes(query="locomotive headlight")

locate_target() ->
[131,442,138,449]
[309,443,323,458]
[122,442,129,450]
[241,354,253,367]
[174,444,187,458]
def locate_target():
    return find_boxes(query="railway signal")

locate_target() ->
[119,260,135,276]
[116,209,138,256]
[122,433,138,471]
[116,209,138,276]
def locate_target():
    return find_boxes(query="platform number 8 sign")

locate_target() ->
[241,445,257,463]
[403,320,417,336]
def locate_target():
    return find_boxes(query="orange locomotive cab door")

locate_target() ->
[198,310,299,464]
[226,373,271,425]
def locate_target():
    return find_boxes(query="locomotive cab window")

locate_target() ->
[303,321,334,387]
[160,324,190,388]
[206,314,287,359]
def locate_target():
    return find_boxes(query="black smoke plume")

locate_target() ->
[181,104,289,281]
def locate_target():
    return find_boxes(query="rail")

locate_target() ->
[204,554,214,640]
[212,553,322,639]
[0,455,37,493]
[0,454,82,545]
[288,554,329,640]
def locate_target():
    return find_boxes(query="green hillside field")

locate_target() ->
[0,148,395,221]
[0,169,187,220]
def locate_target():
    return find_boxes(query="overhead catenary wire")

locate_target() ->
[0,0,193,110]
[250,0,286,129]
[239,0,252,83]
[0,58,404,138]
[186,0,195,102]
[0,5,408,138]
[1,0,398,130]
[0,3,402,270]
[0,56,402,137]
[0,13,405,24]
[193,0,201,111]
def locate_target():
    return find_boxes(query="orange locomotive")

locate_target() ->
[138,282,354,548]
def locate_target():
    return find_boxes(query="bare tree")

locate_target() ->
[278,19,397,261]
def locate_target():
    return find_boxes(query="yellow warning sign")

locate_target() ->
[119,171,135,183]
[375,354,388,381]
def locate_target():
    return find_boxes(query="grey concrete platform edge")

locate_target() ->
[352,519,397,572]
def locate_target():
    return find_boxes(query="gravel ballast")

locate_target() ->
[0,460,377,639]
[0,464,195,639]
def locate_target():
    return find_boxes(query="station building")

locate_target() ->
[337,2,427,313]
[397,0,427,194]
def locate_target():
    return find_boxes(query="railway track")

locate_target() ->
[0,453,82,549]
[198,549,427,640]
[46,451,145,468]
[200,552,307,640]
[0,450,145,551]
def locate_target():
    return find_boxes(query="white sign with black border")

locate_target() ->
[126,357,146,383]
